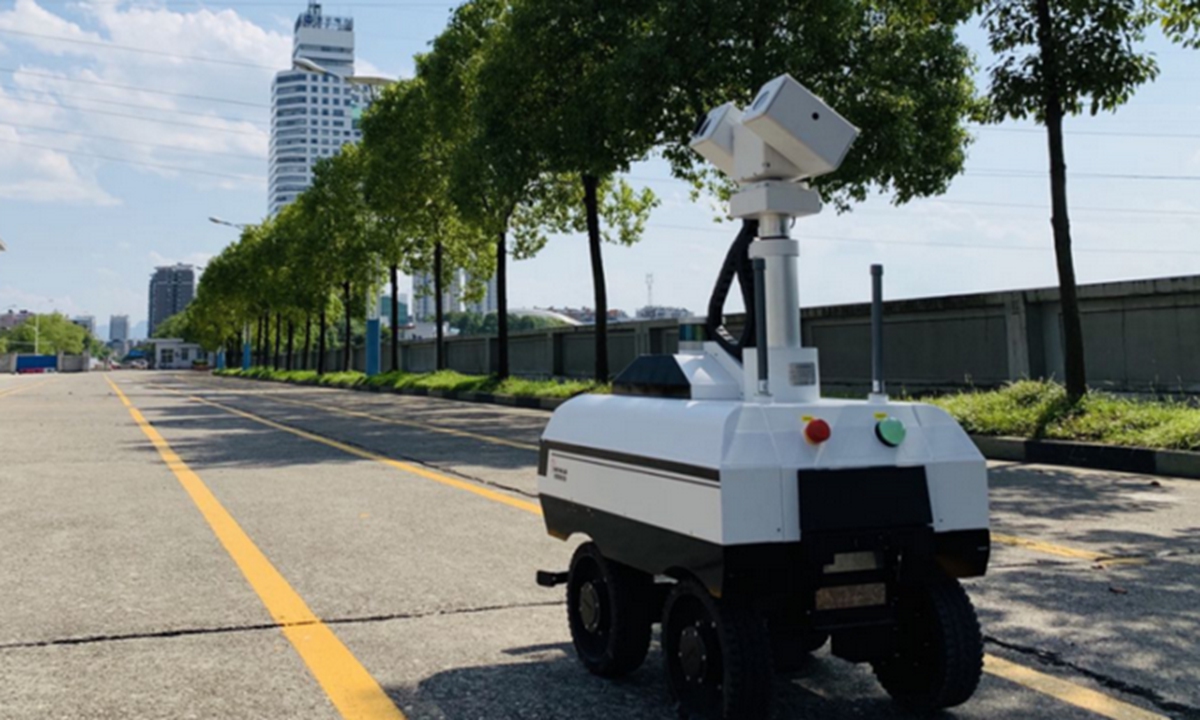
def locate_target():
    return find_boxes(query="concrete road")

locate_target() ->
[0,372,1196,720]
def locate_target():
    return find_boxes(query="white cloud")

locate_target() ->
[0,0,292,200]
[0,122,119,204]
[0,286,81,315]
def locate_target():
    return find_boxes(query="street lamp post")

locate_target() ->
[209,216,252,370]
[294,58,395,377]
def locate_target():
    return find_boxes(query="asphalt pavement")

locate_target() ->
[0,372,1196,720]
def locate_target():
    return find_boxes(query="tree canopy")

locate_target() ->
[198,0,1181,382]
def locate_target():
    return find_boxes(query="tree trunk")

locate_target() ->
[303,314,312,370]
[257,313,267,366]
[273,312,282,370]
[286,320,295,371]
[496,230,509,380]
[318,306,328,375]
[434,241,446,371]
[390,264,400,373]
[582,174,608,381]
[342,280,353,372]
[1035,0,1086,403]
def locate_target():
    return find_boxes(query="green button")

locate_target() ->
[876,417,906,447]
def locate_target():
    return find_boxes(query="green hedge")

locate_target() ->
[214,367,608,400]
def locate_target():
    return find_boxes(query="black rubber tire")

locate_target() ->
[871,574,983,711]
[566,542,653,678]
[662,578,774,720]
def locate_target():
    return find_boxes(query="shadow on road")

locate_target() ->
[383,642,1058,720]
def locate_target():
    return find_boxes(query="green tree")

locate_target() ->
[419,0,577,379]
[362,77,492,371]
[980,0,1158,401]
[4,313,88,355]
[646,0,979,209]
[1160,0,1200,45]
[152,309,194,340]
[304,145,380,372]
[476,0,660,380]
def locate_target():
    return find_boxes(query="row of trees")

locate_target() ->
[180,0,1198,394]
[0,314,108,357]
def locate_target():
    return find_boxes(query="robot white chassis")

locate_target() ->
[536,75,990,720]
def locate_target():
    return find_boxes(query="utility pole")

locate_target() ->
[646,273,654,309]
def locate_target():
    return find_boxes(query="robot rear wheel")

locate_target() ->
[871,573,983,711]
[662,578,774,720]
[566,542,654,677]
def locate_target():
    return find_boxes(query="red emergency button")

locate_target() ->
[804,418,832,444]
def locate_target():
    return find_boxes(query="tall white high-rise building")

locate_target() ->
[268,1,365,216]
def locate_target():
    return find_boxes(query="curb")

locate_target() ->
[216,373,568,411]
[969,434,1200,480]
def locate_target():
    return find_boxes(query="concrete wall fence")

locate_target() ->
[1,353,91,373]
[273,274,1200,395]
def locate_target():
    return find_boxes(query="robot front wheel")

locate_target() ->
[662,578,774,720]
[871,573,984,711]
[566,542,654,677]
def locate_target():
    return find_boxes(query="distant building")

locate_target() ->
[541,307,630,325]
[110,315,130,343]
[71,315,96,336]
[269,1,368,216]
[0,309,34,332]
[152,338,208,370]
[463,273,499,316]
[148,264,196,336]
[636,305,691,320]
[412,271,463,322]
[380,293,409,326]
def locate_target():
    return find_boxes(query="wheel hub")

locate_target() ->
[579,581,602,633]
[679,624,709,681]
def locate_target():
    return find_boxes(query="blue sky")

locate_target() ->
[1,0,1198,339]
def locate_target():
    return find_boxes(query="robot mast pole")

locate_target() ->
[753,212,802,352]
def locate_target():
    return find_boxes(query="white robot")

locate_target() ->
[536,74,989,720]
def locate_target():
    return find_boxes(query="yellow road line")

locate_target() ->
[0,379,49,398]
[991,532,1145,566]
[188,381,540,451]
[192,381,1145,566]
[160,381,1172,720]
[984,654,1167,720]
[106,377,405,720]
[241,389,540,452]
[178,389,543,516]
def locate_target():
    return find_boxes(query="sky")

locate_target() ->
[1,0,1199,340]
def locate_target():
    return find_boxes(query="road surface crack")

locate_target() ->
[0,600,565,652]
[985,635,1200,719]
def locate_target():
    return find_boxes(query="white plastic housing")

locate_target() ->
[741,74,858,180]
[732,123,804,183]
[540,392,990,547]
[689,102,742,178]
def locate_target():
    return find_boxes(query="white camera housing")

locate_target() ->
[689,102,742,178]
[733,122,804,184]
[741,74,858,180]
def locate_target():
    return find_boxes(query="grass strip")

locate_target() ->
[214,367,609,400]
[925,380,1200,451]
